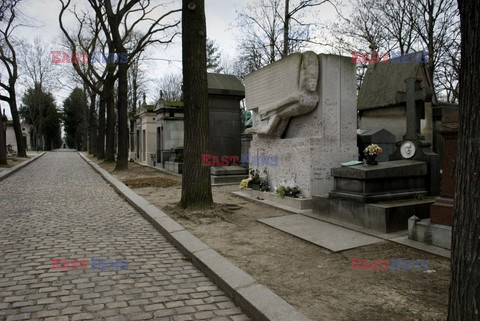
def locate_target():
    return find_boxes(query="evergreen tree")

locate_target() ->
[63,88,88,151]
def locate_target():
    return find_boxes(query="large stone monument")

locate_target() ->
[245,52,357,197]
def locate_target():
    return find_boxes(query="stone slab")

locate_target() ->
[239,189,312,210]
[259,214,382,252]
[313,195,434,233]
[331,160,427,179]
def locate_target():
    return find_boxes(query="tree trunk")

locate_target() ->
[96,91,106,159]
[105,71,116,162]
[8,90,26,157]
[115,60,129,170]
[447,0,480,320]
[283,0,289,57]
[89,93,97,155]
[0,114,6,165]
[180,0,213,209]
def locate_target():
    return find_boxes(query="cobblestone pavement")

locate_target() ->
[0,151,250,321]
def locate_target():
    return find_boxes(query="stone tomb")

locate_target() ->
[134,102,157,166]
[155,99,185,173]
[153,73,248,182]
[246,52,357,198]
[207,73,248,184]
[313,77,439,233]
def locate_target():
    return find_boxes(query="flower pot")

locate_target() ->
[365,154,378,165]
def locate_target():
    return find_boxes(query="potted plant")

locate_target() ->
[249,168,261,190]
[363,144,383,165]
[275,185,301,198]
[249,168,270,191]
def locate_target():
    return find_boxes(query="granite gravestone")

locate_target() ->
[245,52,357,197]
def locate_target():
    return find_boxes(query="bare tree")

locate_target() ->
[58,4,110,159]
[180,0,213,208]
[235,0,283,69]
[408,0,460,87]
[86,0,181,170]
[283,0,335,56]
[155,72,182,102]
[19,37,59,90]
[448,0,480,319]
[235,0,334,75]
[329,0,460,96]
[0,0,26,157]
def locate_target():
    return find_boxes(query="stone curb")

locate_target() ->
[0,152,46,182]
[79,152,314,321]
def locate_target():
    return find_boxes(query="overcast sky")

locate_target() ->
[1,0,340,118]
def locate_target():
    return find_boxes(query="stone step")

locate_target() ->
[313,195,435,233]
[211,174,248,185]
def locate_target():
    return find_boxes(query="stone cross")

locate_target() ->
[396,77,431,140]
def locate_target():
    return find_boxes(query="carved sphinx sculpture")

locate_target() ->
[246,51,320,137]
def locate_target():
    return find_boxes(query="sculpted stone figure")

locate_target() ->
[246,51,320,137]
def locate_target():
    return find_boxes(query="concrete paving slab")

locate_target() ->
[259,214,383,252]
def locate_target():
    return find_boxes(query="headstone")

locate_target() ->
[430,112,458,226]
[245,52,357,197]
[389,77,440,196]
[357,128,396,162]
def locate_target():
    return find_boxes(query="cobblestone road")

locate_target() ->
[0,151,250,321]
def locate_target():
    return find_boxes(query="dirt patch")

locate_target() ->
[0,157,26,168]
[123,177,180,188]
[165,203,243,224]
[0,153,40,169]
[86,153,449,321]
